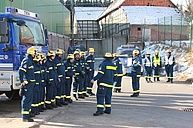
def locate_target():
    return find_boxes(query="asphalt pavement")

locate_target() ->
[1,77,193,128]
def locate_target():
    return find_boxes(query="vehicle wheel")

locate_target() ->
[5,90,21,100]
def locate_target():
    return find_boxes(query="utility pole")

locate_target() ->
[70,0,75,46]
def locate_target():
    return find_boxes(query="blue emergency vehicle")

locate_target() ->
[116,45,141,74]
[0,7,48,99]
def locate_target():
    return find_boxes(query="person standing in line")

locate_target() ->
[18,47,36,122]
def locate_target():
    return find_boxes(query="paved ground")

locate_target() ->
[1,77,193,128]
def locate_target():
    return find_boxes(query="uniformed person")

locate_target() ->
[113,53,123,93]
[80,51,89,97]
[144,52,153,83]
[73,51,84,100]
[55,49,68,106]
[91,53,116,116]
[18,47,36,122]
[64,54,75,103]
[44,51,58,109]
[152,50,162,81]
[39,54,47,111]
[164,49,175,83]
[31,54,42,115]
[86,48,95,96]
[130,50,142,97]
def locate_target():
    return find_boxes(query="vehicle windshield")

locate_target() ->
[14,19,45,46]
[117,50,133,57]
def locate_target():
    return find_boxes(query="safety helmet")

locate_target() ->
[133,50,139,55]
[56,48,64,55]
[113,53,118,57]
[155,50,159,53]
[27,47,37,56]
[104,52,113,58]
[146,52,151,55]
[80,51,86,56]
[74,50,80,55]
[89,48,95,53]
[47,50,56,57]
[67,54,74,59]
[33,54,41,62]
[166,49,172,53]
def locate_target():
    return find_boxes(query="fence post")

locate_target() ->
[164,17,166,44]
[171,16,172,46]
[180,15,182,48]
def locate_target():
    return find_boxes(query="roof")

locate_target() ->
[122,6,188,25]
[74,7,107,21]
[98,0,178,20]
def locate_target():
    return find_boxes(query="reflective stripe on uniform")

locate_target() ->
[106,66,116,70]
[28,66,34,69]
[154,75,160,78]
[97,104,104,108]
[99,83,113,88]
[57,63,62,66]
[35,83,39,85]
[22,111,30,114]
[75,73,80,75]
[105,104,111,107]
[134,90,140,93]
[117,74,123,76]
[145,76,152,78]
[45,101,51,104]
[24,80,28,84]
[34,71,40,74]
[87,87,92,90]
[58,75,63,78]
[49,79,53,81]
[137,75,141,77]
[51,99,55,102]
[66,77,70,79]
[66,96,71,99]
[31,104,36,107]
[98,71,104,74]
[19,68,26,72]
[42,80,45,82]
[48,67,53,70]
[55,96,61,99]
[78,92,83,94]
[114,87,121,89]
[30,79,35,82]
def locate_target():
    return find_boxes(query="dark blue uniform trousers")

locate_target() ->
[165,65,174,81]
[45,84,53,107]
[60,82,66,103]
[96,85,112,113]
[31,90,40,114]
[115,76,123,90]
[132,73,140,94]
[21,83,34,119]
[87,70,94,94]
[73,76,83,97]
[55,82,62,104]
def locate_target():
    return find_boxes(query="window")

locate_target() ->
[20,25,34,44]
[137,27,141,31]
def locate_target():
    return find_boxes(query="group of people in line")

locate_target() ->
[143,49,175,83]
[18,46,176,121]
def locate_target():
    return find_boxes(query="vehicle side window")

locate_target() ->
[19,25,34,44]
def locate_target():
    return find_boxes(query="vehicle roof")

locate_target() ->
[0,13,40,22]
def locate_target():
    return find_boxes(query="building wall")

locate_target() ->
[122,0,175,7]
[99,7,129,38]
[129,25,188,42]
[0,0,71,35]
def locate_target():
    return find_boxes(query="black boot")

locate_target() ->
[130,93,139,97]
[149,78,153,83]
[93,111,104,116]
[166,79,170,82]
[146,78,149,83]
[23,118,34,122]
[154,77,156,82]
[157,77,160,81]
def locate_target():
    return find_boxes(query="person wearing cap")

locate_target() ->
[164,49,175,83]
[91,53,117,116]
[152,50,162,81]
[44,50,58,109]
[73,51,84,100]
[64,54,75,103]
[55,49,68,107]
[31,54,42,116]
[18,46,36,122]
[130,49,142,97]
[144,52,153,83]
[86,48,95,96]
[113,53,123,93]
[80,51,90,97]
